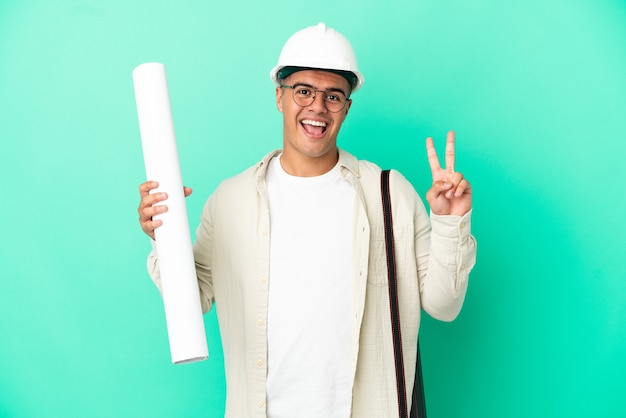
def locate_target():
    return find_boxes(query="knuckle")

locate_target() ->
[139,207,153,219]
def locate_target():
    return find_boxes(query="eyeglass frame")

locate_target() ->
[279,83,351,113]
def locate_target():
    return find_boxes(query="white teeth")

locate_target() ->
[302,119,327,127]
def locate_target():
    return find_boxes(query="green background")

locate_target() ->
[1,0,625,416]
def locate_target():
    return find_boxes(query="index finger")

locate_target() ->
[445,131,455,173]
[426,137,441,173]
[139,181,159,197]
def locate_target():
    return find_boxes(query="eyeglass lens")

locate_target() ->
[290,84,346,112]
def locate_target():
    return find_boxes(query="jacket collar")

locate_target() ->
[255,148,360,180]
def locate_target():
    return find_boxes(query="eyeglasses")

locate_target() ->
[280,84,349,113]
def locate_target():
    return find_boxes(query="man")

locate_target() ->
[138,23,476,418]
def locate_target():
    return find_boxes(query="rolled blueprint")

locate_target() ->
[133,62,208,364]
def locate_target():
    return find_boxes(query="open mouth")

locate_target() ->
[301,119,327,137]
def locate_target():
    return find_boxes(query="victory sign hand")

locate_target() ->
[425,131,472,216]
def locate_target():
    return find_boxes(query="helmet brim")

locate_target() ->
[270,65,364,93]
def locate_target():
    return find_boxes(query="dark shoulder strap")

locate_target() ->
[381,169,427,418]
[382,169,409,418]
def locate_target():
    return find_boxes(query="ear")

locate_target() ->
[276,86,284,112]
[343,99,353,117]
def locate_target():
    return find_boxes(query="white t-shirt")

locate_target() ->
[266,155,355,418]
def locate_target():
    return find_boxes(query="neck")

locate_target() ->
[279,149,339,177]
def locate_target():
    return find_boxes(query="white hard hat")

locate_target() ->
[270,22,364,93]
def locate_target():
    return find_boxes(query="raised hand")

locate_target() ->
[425,131,472,216]
[137,181,192,239]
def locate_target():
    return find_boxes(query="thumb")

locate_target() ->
[426,181,452,203]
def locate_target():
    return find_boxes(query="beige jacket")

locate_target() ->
[148,149,476,417]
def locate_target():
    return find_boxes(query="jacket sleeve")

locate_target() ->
[415,200,476,321]
[386,167,476,322]
[146,194,216,314]
[192,194,216,313]
[146,239,162,292]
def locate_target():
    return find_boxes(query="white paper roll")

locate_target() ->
[133,62,208,364]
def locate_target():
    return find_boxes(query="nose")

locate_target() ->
[308,91,328,113]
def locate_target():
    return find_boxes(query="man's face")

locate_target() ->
[276,70,352,173]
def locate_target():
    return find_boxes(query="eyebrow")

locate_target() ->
[292,82,348,97]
